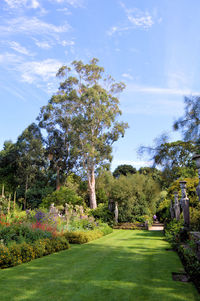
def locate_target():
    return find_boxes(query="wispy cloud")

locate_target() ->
[8,41,33,56]
[19,58,63,84]
[4,0,40,9]
[51,0,84,8]
[56,7,72,14]
[122,73,133,80]
[61,40,75,46]
[34,40,52,49]
[126,83,200,96]
[0,52,23,64]
[107,2,156,36]
[0,17,70,38]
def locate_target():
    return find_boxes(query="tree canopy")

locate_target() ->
[38,58,128,209]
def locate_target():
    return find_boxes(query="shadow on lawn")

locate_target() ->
[0,231,199,301]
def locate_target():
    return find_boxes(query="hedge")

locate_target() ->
[0,236,70,269]
[64,227,113,244]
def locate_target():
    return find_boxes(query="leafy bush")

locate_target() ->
[90,203,114,224]
[64,230,103,244]
[164,220,184,248]
[20,242,35,263]
[41,186,83,208]
[109,174,160,223]
[0,245,11,268]
[178,244,200,291]
[0,236,70,269]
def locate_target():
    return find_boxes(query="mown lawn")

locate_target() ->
[0,230,199,301]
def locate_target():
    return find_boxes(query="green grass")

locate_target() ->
[0,230,199,301]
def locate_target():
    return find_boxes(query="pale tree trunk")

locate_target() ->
[88,165,97,209]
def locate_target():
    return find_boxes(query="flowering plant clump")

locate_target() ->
[0,214,10,227]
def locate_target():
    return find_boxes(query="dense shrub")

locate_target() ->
[41,186,83,208]
[0,236,70,269]
[164,220,184,248]
[64,230,103,244]
[64,224,113,244]
[109,174,160,223]
[178,244,200,291]
[9,243,22,266]
[0,245,11,268]
[90,203,114,224]
[113,222,146,230]
[20,242,35,263]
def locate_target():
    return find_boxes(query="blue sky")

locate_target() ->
[1,0,200,170]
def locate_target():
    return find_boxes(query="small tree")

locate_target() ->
[113,164,137,178]
[38,58,128,208]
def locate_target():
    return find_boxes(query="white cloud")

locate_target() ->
[120,2,154,29]
[52,0,84,7]
[128,14,154,29]
[9,41,32,55]
[56,7,72,14]
[34,40,52,49]
[122,73,133,80]
[19,58,63,83]
[167,71,188,90]
[108,2,155,36]
[4,0,40,9]
[0,52,23,64]
[126,83,200,96]
[61,40,75,46]
[0,17,70,37]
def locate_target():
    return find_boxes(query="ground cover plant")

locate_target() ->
[0,230,199,301]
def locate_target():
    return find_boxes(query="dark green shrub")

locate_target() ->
[32,239,46,258]
[50,236,70,252]
[9,243,22,266]
[90,203,114,224]
[164,220,183,248]
[178,244,200,290]
[20,242,35,263]
[41,186,83,208]
[0,245,11,268]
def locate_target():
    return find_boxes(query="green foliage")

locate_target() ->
[110,174,160,222]
[63,230,103,244]
[41,186,83,208]
[113,164,136,178]
[174,95,200,144]
[38,58,128,208]
[178,243,200,290]
[90,203,114,224]
[190,204,200,231]
[168,177,199,207]
[156,197,171,222]
[64,223,113,244]
[0,236,70,269]
[0,224,53,246]
[164,220,183,248]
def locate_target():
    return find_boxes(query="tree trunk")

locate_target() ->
[88,166,97,209]
[56,166,61,191]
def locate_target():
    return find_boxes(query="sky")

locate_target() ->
[1,0,200,171]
